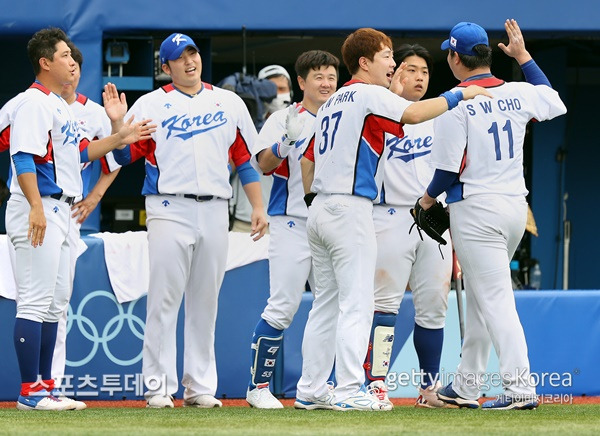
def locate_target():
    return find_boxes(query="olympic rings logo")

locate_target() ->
[66,290,145,367]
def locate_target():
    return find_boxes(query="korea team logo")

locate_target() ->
[171,33,187,45]
[450,36,457,48]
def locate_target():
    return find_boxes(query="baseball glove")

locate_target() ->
[409,197,450,245]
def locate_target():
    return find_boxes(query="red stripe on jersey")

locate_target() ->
[202,82,213,90]
[33,132,53,164]
[362,115,404,156]
[79,137,90,153]
[162,84,176,93]
[303,136,315,162]
[0,125,10,152]
[273,157,290,178]
[75,93,89,105]
[457,77,505,88]
[129,138,157,165]
[29,82,51,95]
[458,146,468,175]
[343,79,367,87]
[100,155,110,174]
[229,128,252,167]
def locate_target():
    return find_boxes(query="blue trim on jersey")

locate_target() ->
[444,179,464,204]
[35,162,61,197]
[267,173,289,216]
[80,164,94,198]
[112,146,131,165]
[12,152,35,175]
[353,138,380,200]
[141,162,160,196]
[463,73,493,82]
[80,147,89,163]
[521,60,551,87]
[426,168,458,199]
[237,161,259,185]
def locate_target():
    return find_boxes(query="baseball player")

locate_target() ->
[110,32,268,409]
[4,28,153,411]
[363,43,453,409]
[298,28,491,411]
[50,43,124,408]
[419,20,567,410]
[244,51,339,409]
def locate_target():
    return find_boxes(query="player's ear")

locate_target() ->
[161,62,171,77]
[297,76,306,92]
[358,56,369,72]
[39,57,51,72]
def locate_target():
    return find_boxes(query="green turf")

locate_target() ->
[0,405,598,435]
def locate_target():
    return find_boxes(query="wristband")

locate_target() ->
[440,90,464,110]
[271,135,295,159]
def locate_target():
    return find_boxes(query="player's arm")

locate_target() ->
[300,157,314,196]
[420,169,458,210]
[71,168,120,224]
[237,161,268,241]
[256,105,305,173]
[83,116,156,162]
[401,85,493,124]
[498,19,551,87]
[12,152,45,247]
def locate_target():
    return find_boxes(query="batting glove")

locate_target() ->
[272,105,305,159]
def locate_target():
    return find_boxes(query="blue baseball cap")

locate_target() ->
[160,33,199,64]
[441,22,489,56]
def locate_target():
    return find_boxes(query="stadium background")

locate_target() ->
[0,0,598,402]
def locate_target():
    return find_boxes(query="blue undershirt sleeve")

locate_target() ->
[426,168,459,199]
[521,59,551,87]
[237,161,260,186]
[12,151,35,176]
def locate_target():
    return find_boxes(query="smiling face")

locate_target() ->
[298,65,338,113]
[162,46,203,94]
[399,55,429,102]
[363,44,396,88]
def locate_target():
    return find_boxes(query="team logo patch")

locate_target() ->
[264,359,276,367]
[387,208,396,215]
[162,200,170,207]
[450,36,457,48]
[53,206,59,213]
[287,220,295,228]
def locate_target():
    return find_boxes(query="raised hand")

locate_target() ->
[103,83,128,130]
[285,104,305,142]
[498,19,532,65]
[389,62,407,96]
[118,116,157,145]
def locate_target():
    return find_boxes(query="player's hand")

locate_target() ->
[103,82,128,130]
[28,204,46,247]
[462,85,493,100]
[498,19,532,65]
[389,62,407,96]
[249,207,268,242]
[71,193,101,224]
[118,116,157,146]
[285,104,305,142]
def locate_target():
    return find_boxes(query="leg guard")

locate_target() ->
[249,319,283,389]
[364,312,396,382]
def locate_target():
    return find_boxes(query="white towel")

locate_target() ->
[89,231,150,304]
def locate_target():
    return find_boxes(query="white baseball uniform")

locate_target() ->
[114,82,258,401]
[256,103,317,330]
[52,92,117,385]
[430,76,567,399]
[297,80,411,403]
[5,82,81,324]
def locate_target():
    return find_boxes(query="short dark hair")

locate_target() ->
[68,42,83,68]
[451,44,492,69]
[394,44,433,74]
[295,50,340,80]
[342,28,393,75]
[27,27,71,75]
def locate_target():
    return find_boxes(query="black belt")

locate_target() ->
[168,194,217,202]
[50,193,76,206]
